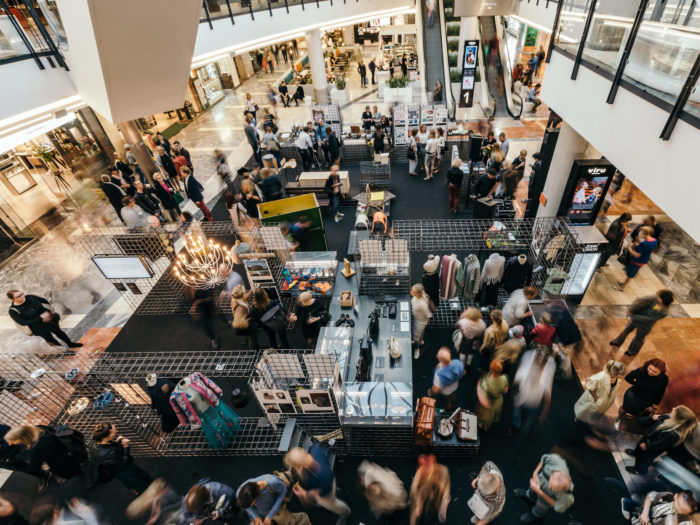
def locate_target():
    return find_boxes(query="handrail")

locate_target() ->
[476,19,497,118]
[495,16,522,119]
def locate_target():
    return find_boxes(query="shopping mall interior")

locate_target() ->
[0,0,698,524]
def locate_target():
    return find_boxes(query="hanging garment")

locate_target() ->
[543,268,570,295]
[148,377,180,433]
[501,256,533,294]
[480,282,500,307]
[480,253,505,287]
[440,255,462,300]
[170,372,241,449]
[463,254,481,302]
[422,270,440,308]
[544,234,565,263]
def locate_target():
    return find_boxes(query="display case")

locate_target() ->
[282,251,337,297]
[341,381,412,425]
[0,152,37,195]
[316,326,353,379]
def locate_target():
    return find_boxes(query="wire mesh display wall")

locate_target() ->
[353,237,411,295]
[0,349,346,457]
[359,161,392,189]
[340,138,373,167]
[80,223,290,316]
[392,218,581,327]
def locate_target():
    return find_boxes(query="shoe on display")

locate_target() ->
[346,317,355,327]
[335,316,344,327]
[620,498,631,520]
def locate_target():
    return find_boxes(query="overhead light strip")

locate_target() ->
[0,95,83,130]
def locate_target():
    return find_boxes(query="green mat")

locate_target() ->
[161,122,190,140]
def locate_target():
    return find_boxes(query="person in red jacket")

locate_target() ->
[531,312,556,353]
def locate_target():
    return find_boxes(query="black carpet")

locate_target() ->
[0,159,628,524]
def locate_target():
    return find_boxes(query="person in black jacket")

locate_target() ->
[259,168,283,202]
[7,291,81,349]
[92,423,152,495]
[151,172,180,222]
[598,212,632,268]
[114,153,135,184]
[446,158,464,213]
[616,358,669,429]
[292,83,305,106]
[297,291,326,348]
[182,167,213,221]
[146,375,179,433]
[251,288,295,348]
[625,406,697,475]
[99,174,126,221]
[278,80,290,107]
[171,141,191,169]
[358,61,368,88]
[133,181,162,220]
[327,126,340,166]
[4,425,85,493]
[373,128,385,155]
[610,290,673,356]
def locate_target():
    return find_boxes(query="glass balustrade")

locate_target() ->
[555,0,592,54]
[581,0,639,75]
[201,0,316,22]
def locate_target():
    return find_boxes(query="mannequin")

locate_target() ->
[422,255,440,308]
[170,372,241,449]
[479,253,505,306]
[501,253,533,294]
[146,373,179,433]
[440,254,462,300]
[462,254,481,302]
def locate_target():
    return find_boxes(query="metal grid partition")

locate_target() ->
[392,218,581,326]
[353,237,411,295]
[340,138,372,167]
[80,223,289,315]
[359,161,392,189]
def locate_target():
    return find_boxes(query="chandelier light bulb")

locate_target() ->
[173,236,234,289]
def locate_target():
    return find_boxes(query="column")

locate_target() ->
[536,122,590,218]
[305,29,329,104]
[118,120,158,185]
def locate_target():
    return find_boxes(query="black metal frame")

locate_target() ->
[660,53,700,140]
[224,0,235,24]
[267,0,272,16]
[0,0,44,69]
[606,0,648,104]
[202,0,213,29]
[545,0,564,64]
[570,0,598,80]
[21,0,68,70]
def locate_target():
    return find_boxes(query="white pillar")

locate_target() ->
[537,121,591,218]
[342,26,354,46]
[305,29,329,104]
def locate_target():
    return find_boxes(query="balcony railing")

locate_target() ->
[0,0,67,69]
[200,0,331,27]
[547,0,700,139]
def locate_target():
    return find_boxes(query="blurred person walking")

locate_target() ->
[251,287,295,349]
[7,291,82,350]
[614,226,658,291]
[237,471,310,525]
[411,284,433,358]
[409,454,450,525]
[610,289,673,356]
[574,360,626,425]
[285,444,351,524]
[478,310,509,372]
[514,453,574,523]
[446,158,464,213]
[92,423,153,495]
[508,347,556,438]
[183,478,237,525]
[476,360,509,432]
[358,460,408,520]
[430,347,464,411]
[469,461,505,524]
[456,307,486,366]
[182,167,213,221]
[598,212,632,268]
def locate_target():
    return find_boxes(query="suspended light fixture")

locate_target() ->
[173,236,234,289]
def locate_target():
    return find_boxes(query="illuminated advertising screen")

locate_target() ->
[459,40,479,108]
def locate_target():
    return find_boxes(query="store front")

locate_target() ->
[505,17,550,82]
[0,107,112,250]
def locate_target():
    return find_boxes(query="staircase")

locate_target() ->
[422,0,445,98]
[478,16,509,117]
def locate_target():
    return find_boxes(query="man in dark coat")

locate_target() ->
[100,174,126,221]
[182,167,213,221]
[598,212,632,268]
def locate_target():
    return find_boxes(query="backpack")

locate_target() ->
[260,304,286,332]
[49,425,89,463]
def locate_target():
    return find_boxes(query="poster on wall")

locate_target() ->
[459,40,479,108]
[523,26,538,53]
[256,389,297,415]
[407,106,420,126]
[393,107,407,126]
[434,107,448,124]
[296,389,335,413]
[558,160,615,225]
[420,106,435,125]
[394,126,408,145]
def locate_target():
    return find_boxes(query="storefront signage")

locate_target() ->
[524,26,538,52]
[558,159,616,225]
[459,40,479,108]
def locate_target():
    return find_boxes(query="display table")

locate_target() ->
[297,171,350,194]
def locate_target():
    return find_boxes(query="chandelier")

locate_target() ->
[173,236,234,289]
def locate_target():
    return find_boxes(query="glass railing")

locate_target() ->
[554,0,591,54]
[0,1,66,66]
[201,0,324,23]
[684,76,699,120]
[580,0,639,75]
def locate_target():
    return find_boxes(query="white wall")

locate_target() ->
[515,1,556,34]
[0,58,77,122]
[541,50,700,241]
[193,0,413,61]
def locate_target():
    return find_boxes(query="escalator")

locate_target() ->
[422,0,445,99]
[478,16,522,119]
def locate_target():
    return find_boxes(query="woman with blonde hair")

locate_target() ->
[456,307,486,366]
[231,284,256,349]
[626,405,697,475]
[5,424,86,493]
[410,454,450,525]
[240,179,261,219]
[411,283,432,359]
[478,310,509,372]
[574,360,626,424]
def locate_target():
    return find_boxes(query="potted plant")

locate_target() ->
[32,146,60,174]
[331,75,347,103]
[383,74,413,103]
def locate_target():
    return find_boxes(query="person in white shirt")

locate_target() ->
[120,195,155,228]
[297,126,314,171]
[502,286,537,327]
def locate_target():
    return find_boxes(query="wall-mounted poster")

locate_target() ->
[434,107,448,124]
[245,259,273,282]
[407,106,419,126]
[296,389,335,413]
[394,127,408,145]
[393,107,407,126]
[420,106,434,125]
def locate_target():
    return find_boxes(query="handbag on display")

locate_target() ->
[414,397,436,445]
[367,307,380,341]
[437,417,454,438]
[356,336,372,381]
[450,408,478,441]
[387,337,402,359]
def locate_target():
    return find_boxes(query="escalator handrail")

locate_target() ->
[477,18,497,118]
[495,16,523,120]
